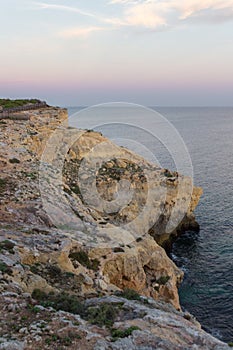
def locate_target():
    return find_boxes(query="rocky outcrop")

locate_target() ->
[62,129,202,245]
[0,106,225,350]
[0,226,182,310]
[0,293,229,350]
[0,107,201,307]
[101,236,183,309]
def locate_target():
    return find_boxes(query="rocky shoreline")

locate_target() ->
[0,106,230,349]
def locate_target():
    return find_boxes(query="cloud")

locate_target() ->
[59,26,106,38]
[110,0,233,28]
[110,0,141,3]
[124,2,168,28]
[36,0,233,37]
[36,2,97,18]
[173,0,233,20]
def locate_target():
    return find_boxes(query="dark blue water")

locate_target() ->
[68,106,233,343]
[158,107,233,343]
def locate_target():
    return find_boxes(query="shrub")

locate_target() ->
[0,98,41,109]
[32,289,47,301]
[111,326,140,341]
[71,185,81,196]
[87,303,118,327]
[21,171,37,180]
[0,178,7,193]
[0,240,15,254]
[32,290,123,329]
[164,169,174,178]
[116,288,141,301]
[32,290,85,316]
[45,333,81,346]
[0,260,13,275]
[156,276,170,285]
[9,158,20,164]
[69,250,100,271]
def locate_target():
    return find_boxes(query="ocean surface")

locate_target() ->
[68,106,233,343]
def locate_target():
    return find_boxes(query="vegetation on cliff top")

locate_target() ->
[0,98,42,109]
[32,290,118,327]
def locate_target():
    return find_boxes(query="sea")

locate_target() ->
[68,106,233,343]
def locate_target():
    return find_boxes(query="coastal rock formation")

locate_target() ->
[63,130,203,247]
[0,107,201,307]
[0,106,226,350]
[0,293,229,350]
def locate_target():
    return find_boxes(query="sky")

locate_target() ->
[0,0,233,106]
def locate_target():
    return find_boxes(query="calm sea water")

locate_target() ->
[68,106,233,343]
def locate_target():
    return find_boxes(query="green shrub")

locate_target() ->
[164,169,173,178]
[45,333,81,346]
[32,290,85,316]
[0,98,41,109]
[156,275,170,285]
[65,271,75,278]
[32,289,48,301]
[87,303,118,327]
[31,306,41,314]
[32,290,123,329]
[69,250,100,271]
[45,335,58,345]
[71,185,81,196]
[116,288,141,301]
[228,342,233,347]
[29,264,39,274]
[111,326,140,341]
[9,158,20,164]
[0,240,15,254]
[0,260,12,275]
[0,178,7,193]
[21,171,37,180]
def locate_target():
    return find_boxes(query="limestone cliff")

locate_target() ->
[0,107,227,350]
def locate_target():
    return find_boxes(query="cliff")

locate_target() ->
[0,107,229,350]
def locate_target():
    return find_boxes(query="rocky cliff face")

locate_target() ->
[62,128,203,248]
[1,107,228,350]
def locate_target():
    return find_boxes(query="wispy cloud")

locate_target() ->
[35,0,233,38]
[59,26,106,38]
[36,2,97,18]
[174,0,233,20]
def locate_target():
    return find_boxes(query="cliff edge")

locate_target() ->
[0,106,229,350]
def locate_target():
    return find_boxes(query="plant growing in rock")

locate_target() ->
[9,158,20,164]
[69,250,100,271]
[86,303,118,327]
[32,290,85,316]
[156,275,170,285]
[164,169,174,178]
[0,178,7,193]
[116,288,141,301]
[0,240,15,254]
[111,326,141,341]
[0,260,13,275]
